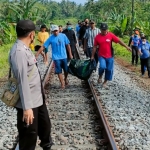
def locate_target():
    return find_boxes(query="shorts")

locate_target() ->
[44,48,48,54]
[54,58,68,74]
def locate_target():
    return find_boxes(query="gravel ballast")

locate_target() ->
[91,63,150,150]
[0,48,150,150]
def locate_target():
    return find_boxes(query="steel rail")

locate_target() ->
[88,79,119,150]
[73,31,118,149]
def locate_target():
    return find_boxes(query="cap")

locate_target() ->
[67,22,72,25]
[100,23,108,30]
[51,25,59,31]
[41,24,46,28]
[16,20,35,36]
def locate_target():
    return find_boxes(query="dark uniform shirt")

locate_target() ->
[62,29,77,45]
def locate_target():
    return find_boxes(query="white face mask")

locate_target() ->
[142,41,146,44]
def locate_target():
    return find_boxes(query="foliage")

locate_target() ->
[0,43,12,78]
[0,0,83,45]
[84,0,150,37]
[113,37,131,62]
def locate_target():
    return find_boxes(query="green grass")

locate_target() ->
[0,43,13,78]
[113,36,131,62]
[51,18,78,27]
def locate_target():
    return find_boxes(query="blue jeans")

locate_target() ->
[54,58,68,74]
[98,57,114,81]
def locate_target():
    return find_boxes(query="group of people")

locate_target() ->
[75,19,131,87]
[128,29,150,77]
[7,18,150,150]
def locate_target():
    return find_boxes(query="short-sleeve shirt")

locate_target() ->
[44,33,70,60]
[138,42,150,59]
[94,32,120,58]
[38,31,49,46]
[84,27,100,48]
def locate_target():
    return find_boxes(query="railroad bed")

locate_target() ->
[35,66,110,150]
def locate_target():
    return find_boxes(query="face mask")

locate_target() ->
[67,27,72,30]
[142,41,146,44]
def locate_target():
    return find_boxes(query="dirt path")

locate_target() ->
[115,57,150,91]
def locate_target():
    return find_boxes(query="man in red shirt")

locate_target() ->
[91,23,131,88]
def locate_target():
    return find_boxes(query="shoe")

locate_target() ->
[43,143,54,150]
[140,74,144,77]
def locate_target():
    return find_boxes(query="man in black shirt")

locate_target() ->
[62,22,77,59]
[79,19,89,56]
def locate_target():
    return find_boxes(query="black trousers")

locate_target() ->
[16,103,52,150]
[132,46,139,65]
[70,44,77,59]
[140,57,150,77]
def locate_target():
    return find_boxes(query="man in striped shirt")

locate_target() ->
[84,20,100,63]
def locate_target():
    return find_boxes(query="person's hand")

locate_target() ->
[35,53,38,60]
[70,55,73,59]
[23,109,34,125]
[91,56,94,61]
[126,46,132,52]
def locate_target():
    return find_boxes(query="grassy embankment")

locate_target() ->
[113,36,131,63]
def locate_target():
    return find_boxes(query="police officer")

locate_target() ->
[128,29,141,66]
[9,20,52,150]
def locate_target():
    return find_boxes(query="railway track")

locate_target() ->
[32,45,118,150]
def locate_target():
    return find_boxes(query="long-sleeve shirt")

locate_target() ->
[79,25,89,40]
[9,40,44,110]
[62,29,77,46]
[138,42,150,59]
[128,35,140,47]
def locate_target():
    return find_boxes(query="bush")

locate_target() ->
[0,43,13,78]
[113,36,131,62]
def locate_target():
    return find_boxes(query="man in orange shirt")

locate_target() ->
[38,24,49,65]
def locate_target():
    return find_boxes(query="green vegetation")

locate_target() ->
[0,44,12,78]
[85,0,150,37]
[1,0,150,78]
[113,37,131,62]
[52,18,78,27]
